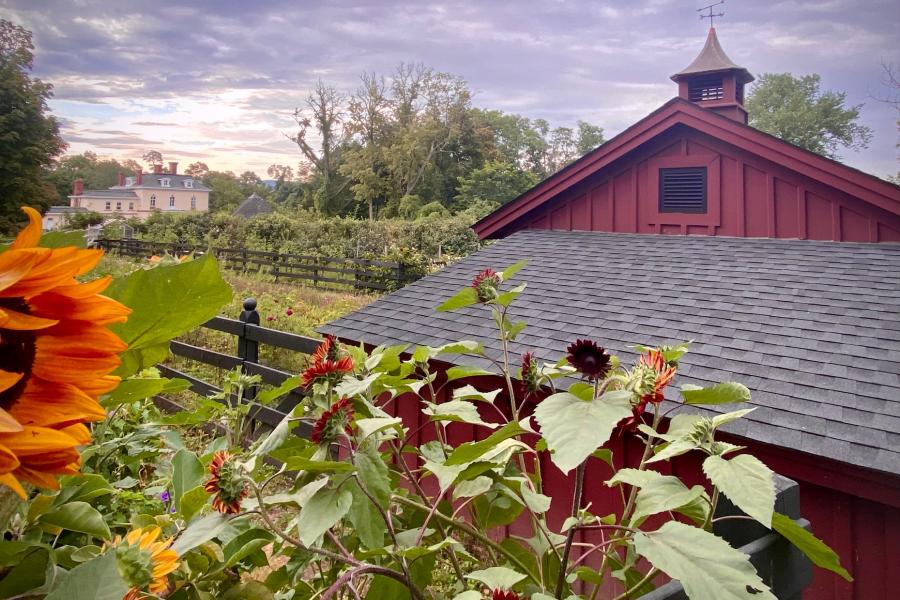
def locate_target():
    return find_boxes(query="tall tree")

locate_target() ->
[267,164,294,183]
[185,161,210,177]
[0,19,65,233]
[142,150,163,169]
[746,73,873,159]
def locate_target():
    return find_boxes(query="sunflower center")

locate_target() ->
[0,298,36,410]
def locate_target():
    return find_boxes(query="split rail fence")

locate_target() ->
[96,238,416,292]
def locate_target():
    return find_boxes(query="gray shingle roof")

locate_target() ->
[78,190,138,198]
[233,193,274,219]
[127,174,210,191]
[321,230,900,476]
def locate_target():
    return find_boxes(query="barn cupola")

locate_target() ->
[671,27,754,124]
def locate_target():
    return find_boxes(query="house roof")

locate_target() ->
[321,229,900,476]
[671,27,753,84]
[473,98,900,239]
[120,174,210,192]
[71,190,139,199]
[233,193,274,218]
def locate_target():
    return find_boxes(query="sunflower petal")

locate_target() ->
[0,306,59,330]
[10,207,42,250]
[0,408,23,434]
[0,371,24,397]
[0,250,39,293]
[0,473,26,498]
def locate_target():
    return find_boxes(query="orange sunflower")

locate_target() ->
[301,335,354,389]
[205,451,247,514]
[110,526,179,600]
[0,207,130,497]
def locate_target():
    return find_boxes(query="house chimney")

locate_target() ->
[168,161,178,175]
[153,164,163,174]
[117,172,125,186]
[73,178,84,196]
[136,168,143,185]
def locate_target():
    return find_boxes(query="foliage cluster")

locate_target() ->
[0,230,851,600]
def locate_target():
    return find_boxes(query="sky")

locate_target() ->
[1,0,898,179]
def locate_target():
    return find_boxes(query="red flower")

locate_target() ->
[311,398,355,444]
[302,336,354,388]
[519,351,541,395]
[266,315,274,322]
[471,268,501,303]
[639,349,676,404]
[286,308,294,316]
[620,396,650,433]
[492,590,522,600]
[566,339,612,380]
[204,451,247,514]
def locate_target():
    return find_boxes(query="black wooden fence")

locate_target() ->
[155,298,318,439]
[96,238,416,292]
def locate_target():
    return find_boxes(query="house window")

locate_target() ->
[105,201,111,210]
[659,167,707,213]
[150,195,156,208]
[129,202,134,210]
[688,75,724,102]
[190,196,196,210]
[161,178,171,187]
[185,179,193,188]
[169,195,175,207]
[115,201,122,210]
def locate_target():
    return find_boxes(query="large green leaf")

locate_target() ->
[772,512,852,582]
[100,375,189,408]
[534,390,632,474]
[501,259,529,281]
[45,552,129,600]
[445,365,494,382]
[297,484,353,546]
[40,502,110,540]
[445,421,527,466]
[0,547,52,598]
[172,449,206,514]
[423,400,496,428]
[436,287,478,311]
[347,445,392,549]
[105,254,232,377]
[464,566,527,590]
[221,581,275,600]
[607,469,705,524]
[179,486,209,522]
[703,454,775,527]
[171,513,231,555]
[681,382,751,405]
[634,521,776,600]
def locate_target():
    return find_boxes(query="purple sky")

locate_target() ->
[2,0,898,179]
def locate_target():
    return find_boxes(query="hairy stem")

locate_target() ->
[555,461,586,598]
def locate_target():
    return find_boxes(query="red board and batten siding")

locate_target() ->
[513,127,900,242]
[382,376,900,600]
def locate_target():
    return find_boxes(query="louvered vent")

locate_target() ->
[688,75,724,102]
[659,167,707,213]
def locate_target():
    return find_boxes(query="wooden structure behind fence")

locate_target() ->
[155,299,319,439]
[96,238,415,292]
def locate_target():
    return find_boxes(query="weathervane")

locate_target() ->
[698,0,725,27]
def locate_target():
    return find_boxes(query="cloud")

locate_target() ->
[0,0,896,177]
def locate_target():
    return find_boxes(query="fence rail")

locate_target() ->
[155,300,318,440]
[96,238,416,292]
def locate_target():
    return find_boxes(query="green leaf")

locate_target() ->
[711,408,756,428]
[436,287,478,311]
[105,254,232,377]
[534,390,632,474]
[251,405,302,460]
[452,384,501,403]
[179,486,209,522]
[171,513,231,555]
[607,469,707,524]
[297,484,353,546]
[101,375,189,408]
[446,365,494,382]
[453,476,493,499]
[223,528,275,568]
[495,282,526,307]
[424,400,496,428]
[255,375,301,404]
[221,582,274,600]
[282,457,356,473]
[355,416,403,440]
[44,551,129,600]
[435,340,485,356]
[501,259,529,281]
[39,230,86,248]
[40,502,110,540]
[0,547,52,598]
[634,521,776,600]
[771,512,852,582]
[172,449,206,514]
[520,485,552,514]
[681,382,751,405]
[465,566,527,590]
[346,445,392,549]
[703,454,775,527]
[445,421,527,466]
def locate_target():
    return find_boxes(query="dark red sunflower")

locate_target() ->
[566,339,612,381]
[302,336,354,389]
[492,590,522,600]
[204,451,247,514]
[471,268,501,303]
[519,351,541,396]
[311,397,355,445]
[638,348,676,404]
[620,396,650,433]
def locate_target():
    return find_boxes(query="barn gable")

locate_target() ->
[474,99,900,242]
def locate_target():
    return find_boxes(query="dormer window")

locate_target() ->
[125,177,135,187]
[184,179,194,188]
[161,178,171,187]
[150,195,156,208]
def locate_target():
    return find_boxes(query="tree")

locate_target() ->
[185,161,210,177]
[455,161,539,210]
[45,152,128,201]
[204,171,245,213]
[63,210,104,229]
[142,150,163,169]
[576,121,605,155]
[238,170,262,186]
[0,19,65,233]
[267,164,294,183]
[746,73,873,159]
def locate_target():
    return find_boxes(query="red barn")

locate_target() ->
[323,28,900,599]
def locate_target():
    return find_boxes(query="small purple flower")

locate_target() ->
[160,490,171,503]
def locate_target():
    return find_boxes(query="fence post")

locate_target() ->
[396,261,405,290]
[238,298,259,402]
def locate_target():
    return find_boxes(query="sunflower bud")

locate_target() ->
[205,451,247,514]
[471,269,502,303]
[311,397,355,445]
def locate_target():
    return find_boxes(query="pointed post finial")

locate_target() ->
[698,0,725,28]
